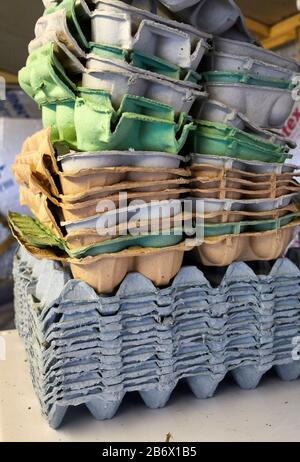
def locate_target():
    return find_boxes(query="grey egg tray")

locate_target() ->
[14,247,300,428]
[159,0,253,41]
[203,51,298,82]
[91,0,211,70]
[58,151,185,173]
[84,54,206,114]
[204,82,296,129]
[213,36,300,73]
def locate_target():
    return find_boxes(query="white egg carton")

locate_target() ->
[190,193,300,214]
[159,0,253,41]
[84,54,206,113]
[193,99,296,149]
[91,0,211,69]
[204,51,298,82]
[58,151,185,173]
[61,199,183,233]
[204,82,298,129]
[214,36,300,73]
[30,9,86,59]
[190,153,299,175]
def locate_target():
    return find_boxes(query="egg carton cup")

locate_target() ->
[191,162,300,184]
[189,122,291,164]
[204,82,297,129]
[11,222,189,292]
[203,51,299,82]
[29,9,86,60]
[61,199,184,233]
[88,43,202,82]
[18,183,189,224]
[84,54,206,114]
[59,150,185,172]
[43,0,91,50]
[213,37,300,73]
[19,43,77,107]
[42,96,193,153]
[196,204,298,225]
[8,211,186,260]
[191,183,300,200]
[190,153,298,175]
[159,0,253,41]
[91,0,211,69]
[14,250,300,427]
[191,195,300,218]
[64,214,188,249]
[192,100,296,150]
[191,175,300,196]
[29,35,85,76]
[57,167,190,195]
[14,127,187,175]
[195,224,298,266]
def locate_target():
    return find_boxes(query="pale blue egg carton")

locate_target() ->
[13,247,300,428]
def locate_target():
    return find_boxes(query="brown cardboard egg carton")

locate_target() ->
[11,229,189,293]
[65,212,190,249]
[198,203,298,224]
[191,177,300,200]
[19,181,189,223]
[190,162,300,184]
[58,166,190,195]
[195,221,300,267]
[19,186,63,238]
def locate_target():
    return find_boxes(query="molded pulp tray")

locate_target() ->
[87,43,203,81]
[83,54,206,114]
[30,10,85,59]
[203,82,297,129]
[91,0,211,70]
[213,36,300,73]
[14,247,300,428]
[158,0,251,40]
[189,121,291,163]
[189,154,298,174]
[59,151,185,172]
[192,100,296,150]
[203,51,298,82]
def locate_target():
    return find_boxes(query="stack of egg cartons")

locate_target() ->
[165,0,300,266]
[13,0,212,293]
[8,0,300,430]
[13,246,300,429]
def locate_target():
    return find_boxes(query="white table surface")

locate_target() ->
[1,329,300,442]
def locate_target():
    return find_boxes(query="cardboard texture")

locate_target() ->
[91,0,211,70]
[9,0,300,429]
[13,247,300,428]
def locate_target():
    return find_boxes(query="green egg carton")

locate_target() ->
[89,43,201,83]
[42,89,194,152]
[201,211,300,237]
[194,121,288,154]
[18,43,76,106]
[188,120,291,163]
[44,0,90,50]
[202,71,295,90]
[8,213,184,259]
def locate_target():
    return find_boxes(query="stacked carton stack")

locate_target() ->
[14,247,300,428]
[8,0,300,428]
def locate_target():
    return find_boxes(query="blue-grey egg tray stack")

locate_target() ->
[14,246,300,429]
